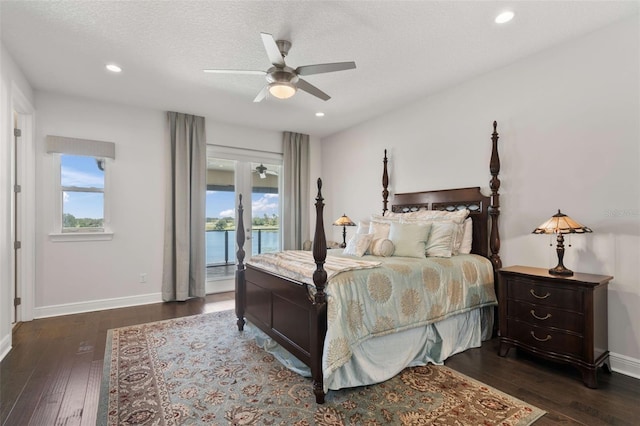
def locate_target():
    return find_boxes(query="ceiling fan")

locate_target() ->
[255,163,268,179]
[253,163,278,179]
[204,32,356,102]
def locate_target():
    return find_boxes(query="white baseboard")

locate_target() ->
[0,332,12,362]
[33,292,163,319]
[610,352,640,380]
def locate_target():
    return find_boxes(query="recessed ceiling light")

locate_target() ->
[315,112,325,117]
[495,11,514,24]
[106,64,122,73]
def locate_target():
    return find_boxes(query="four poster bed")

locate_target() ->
[235,121,502,404]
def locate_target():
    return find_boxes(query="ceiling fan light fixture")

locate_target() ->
[256,163,267,179]
[268,82,297,99]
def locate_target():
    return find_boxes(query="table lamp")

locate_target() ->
[333,214,356,248]
[532,209,592,276]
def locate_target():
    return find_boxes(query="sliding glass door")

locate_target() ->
[205,146,282,294]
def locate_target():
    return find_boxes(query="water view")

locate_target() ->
[206,229,279,265]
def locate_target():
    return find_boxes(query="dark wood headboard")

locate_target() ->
[391,187,490,258]
[382,121,502,271]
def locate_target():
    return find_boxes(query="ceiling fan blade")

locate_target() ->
[260,32,285,67]
[203,69,266,75]
[296,61,356,76]
[253,86,269,103]
[296,78,330,101]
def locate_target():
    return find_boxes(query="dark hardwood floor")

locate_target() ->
[1,292,638,425]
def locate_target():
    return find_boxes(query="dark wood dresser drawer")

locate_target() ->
[507,320,584,359]
[508,278,582,311]
[498,265,613,388]
[506,300,584,334]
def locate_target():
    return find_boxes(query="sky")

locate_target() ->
[207,191,279,219]
[61,155,104,219]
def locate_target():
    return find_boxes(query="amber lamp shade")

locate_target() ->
[333,214,356,248]
[532,209,592,276]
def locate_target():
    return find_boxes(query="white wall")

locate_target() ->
[32,92,320,317]
[321,16,640,377]
[34,93,167,315]
[0,43,35,359]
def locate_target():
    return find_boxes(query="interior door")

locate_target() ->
[205,146,282,294]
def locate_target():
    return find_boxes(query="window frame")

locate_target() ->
[49,153,113,242]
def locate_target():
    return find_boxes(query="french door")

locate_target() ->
[205,146,282,294]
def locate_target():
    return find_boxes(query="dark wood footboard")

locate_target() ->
[236,179,328,404]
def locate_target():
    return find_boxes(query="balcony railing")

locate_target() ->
[205,228,279,266]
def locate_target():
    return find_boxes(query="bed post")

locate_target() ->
[382,149,389,216]
[311,178,328,404]
[489,121,502,271]
[235,194,246,331]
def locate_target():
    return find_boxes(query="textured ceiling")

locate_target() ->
[1,1,638,138]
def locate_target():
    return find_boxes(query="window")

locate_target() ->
[60,154,106,232]
[46,135,115,241]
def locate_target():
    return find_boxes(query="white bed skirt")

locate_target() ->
[248,306,494,392]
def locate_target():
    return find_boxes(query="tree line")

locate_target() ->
[206,213,278,231]
[63,213,103,228]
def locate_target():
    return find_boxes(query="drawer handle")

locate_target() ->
[530,310,552,321]
[530,331,552,342]
[529,289,550,299]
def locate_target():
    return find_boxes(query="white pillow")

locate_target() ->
[370,238,395,257]
[387,208,469,224]
[458,218,473,254]
[343,233,374,257]
[356,221,370,234]
[424,221,458,258]
[388,222,431,258]
[369,221,391,240]
[370,214,402,223]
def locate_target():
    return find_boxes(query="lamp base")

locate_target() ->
[549,265,573,276]
[340,242,346,248]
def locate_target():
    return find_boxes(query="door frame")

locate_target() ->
[206,145,282,293]
[11,84,36,323]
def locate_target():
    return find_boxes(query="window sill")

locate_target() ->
[49,232,114,242]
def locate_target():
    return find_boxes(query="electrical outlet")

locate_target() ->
[139,273,148,283]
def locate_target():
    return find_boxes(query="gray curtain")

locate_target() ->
[162,112,206,301]
[282,131,310,250]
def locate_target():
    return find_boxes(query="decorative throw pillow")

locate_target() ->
[389,222,431,258]
[369,221,391,240]
[343,233,374,257]
[424,221,458,257]
[458,218,473,254]
[369,238,395,257]
[451,223,463,255]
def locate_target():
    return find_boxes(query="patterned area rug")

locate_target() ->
[98,310,545,425]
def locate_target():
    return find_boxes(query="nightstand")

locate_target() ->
[498,265,613,388]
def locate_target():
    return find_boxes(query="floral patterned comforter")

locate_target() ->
[247,251,497,382]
